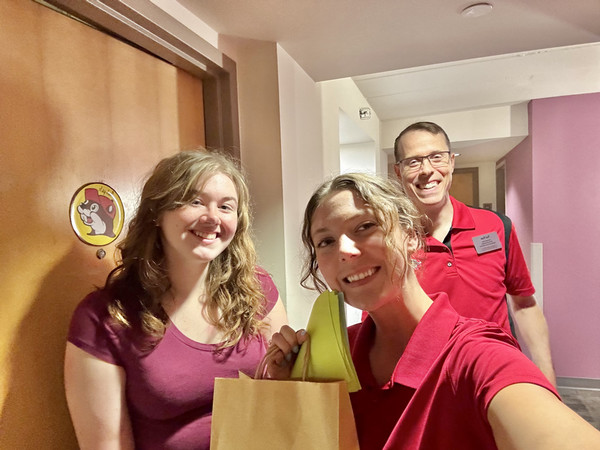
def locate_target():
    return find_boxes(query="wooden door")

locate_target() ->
[0,1,204,447]
[450,167,480,207]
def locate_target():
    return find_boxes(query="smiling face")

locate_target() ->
[159,172,239,269]
[310,189,407,312]
[394,129,455,212]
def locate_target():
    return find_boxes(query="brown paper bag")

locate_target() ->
[210,342,359,450]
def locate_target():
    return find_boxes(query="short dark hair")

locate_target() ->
[394,121,451,162]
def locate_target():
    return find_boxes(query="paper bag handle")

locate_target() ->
[254,335,311,380]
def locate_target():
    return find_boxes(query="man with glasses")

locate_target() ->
[393,121,556,386]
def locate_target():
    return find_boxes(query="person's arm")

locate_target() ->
[64,343,135,450]
[488,382,600,449]
[262,296,288,342]
[508,294,556,387]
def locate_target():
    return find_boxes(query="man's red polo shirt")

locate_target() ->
[348,293,557,450]
[417,196,534,333]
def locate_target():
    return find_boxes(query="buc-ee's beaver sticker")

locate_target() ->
[78,188,116,237]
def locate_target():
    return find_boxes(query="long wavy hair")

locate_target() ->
[105,149,265,348]
[300,172,426,292]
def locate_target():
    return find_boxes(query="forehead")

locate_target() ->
[311,190,368,231]
[400,130,448,157]
[195,172,238,197]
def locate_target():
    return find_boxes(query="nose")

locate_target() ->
[418,157,434,174]
[339,234,360,261]
[201,204,220,224]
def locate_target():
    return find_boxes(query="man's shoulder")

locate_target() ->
[452,196,512,228]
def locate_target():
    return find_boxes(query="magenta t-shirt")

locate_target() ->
[68,269,279,450]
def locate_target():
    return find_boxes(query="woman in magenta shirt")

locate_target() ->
[65,150,287,449]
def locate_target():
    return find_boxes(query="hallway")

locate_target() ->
[560,387,600,430]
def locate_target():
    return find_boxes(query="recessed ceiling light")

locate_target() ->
[461,2,493,18]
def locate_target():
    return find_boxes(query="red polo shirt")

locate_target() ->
[348,293,557,450]
[417,196,534,333]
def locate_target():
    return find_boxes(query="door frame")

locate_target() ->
[40,0,240,157]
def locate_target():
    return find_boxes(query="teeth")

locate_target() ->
[346,268,376,283]
[192,230,217,239]
[423,181,437,189]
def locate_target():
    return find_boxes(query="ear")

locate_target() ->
[393,163,402,180]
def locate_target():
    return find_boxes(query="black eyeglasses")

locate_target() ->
[396,151,451,172]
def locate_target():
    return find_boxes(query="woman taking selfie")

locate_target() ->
[65,149,287,449]
[268,172,600,449]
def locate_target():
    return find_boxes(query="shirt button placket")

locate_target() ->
[446,250,456,271]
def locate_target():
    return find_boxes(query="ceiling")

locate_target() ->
[177,0,600,160]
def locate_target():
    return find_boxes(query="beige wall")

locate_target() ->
[218,36,288,303]
[217,38,383,329]
[0,1,204,447]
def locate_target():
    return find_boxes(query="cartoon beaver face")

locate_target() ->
[78,188,116,237]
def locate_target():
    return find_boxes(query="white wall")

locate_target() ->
[320,78,383,176]
[381,104,529,154]
[149,0,219,48]
[340,142,376,174]
[276,44,325,328]
[275,71,384,328]
[318,78,383,326]
[340,136,379,327]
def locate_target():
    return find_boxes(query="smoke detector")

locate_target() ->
[359,107,371,120]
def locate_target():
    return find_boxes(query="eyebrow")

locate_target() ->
[311,225,329,237]
[190,190,238,202]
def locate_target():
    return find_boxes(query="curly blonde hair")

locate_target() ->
[300,172,426,292]
[106,149,265,348]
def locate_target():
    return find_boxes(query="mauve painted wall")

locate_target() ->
[504,123,533,266]
[507,93,600,379]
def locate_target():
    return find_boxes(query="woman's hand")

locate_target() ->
[265,325,308,379]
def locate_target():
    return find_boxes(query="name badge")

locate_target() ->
[472,232,502,255]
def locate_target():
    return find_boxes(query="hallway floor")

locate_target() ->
[558,387,600,431]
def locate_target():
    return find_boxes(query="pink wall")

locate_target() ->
[506,93,600,379]
[504,117,534,266]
